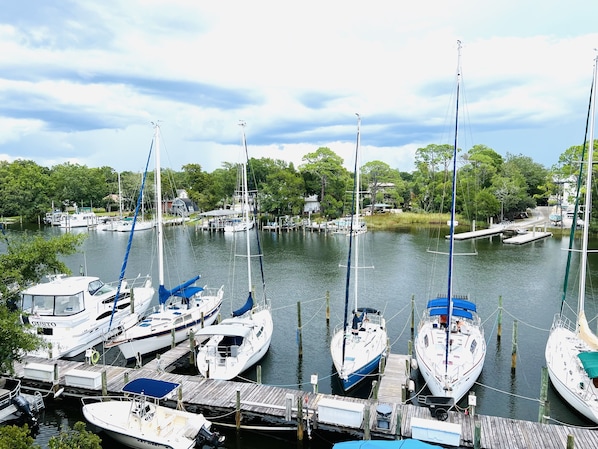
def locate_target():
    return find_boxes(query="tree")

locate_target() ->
[48,422,101,449]
[300,148,349,218]
[0,232,85,374]
[0,160,51,221]
[0,424,40,449]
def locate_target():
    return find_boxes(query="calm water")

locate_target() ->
[7,222,598,447]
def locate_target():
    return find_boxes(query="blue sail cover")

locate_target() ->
[122,378,179,399]
[427,297,476,320]
[232,293,253,317]
[158,275,201,304]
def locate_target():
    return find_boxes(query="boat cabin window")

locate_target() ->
[470,339,477,354]
[21,293,85,316]
[88,279,106,296]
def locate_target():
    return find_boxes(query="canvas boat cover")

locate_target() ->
[194,323,252,338]
[333,438,440,448]
[122,378,180,399]
[578,351,598,379]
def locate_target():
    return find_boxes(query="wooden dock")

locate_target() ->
[12,346,598,449]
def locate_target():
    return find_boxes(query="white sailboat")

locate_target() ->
[330,114,388,391]
[414,41,486,405]
[82,377,224,449]
[195,122,273,380]
[104,123,224,360]
[545,54,598,424]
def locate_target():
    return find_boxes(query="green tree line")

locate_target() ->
[1,141,591,224]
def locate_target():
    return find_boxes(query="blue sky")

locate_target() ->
[1,1,597,174]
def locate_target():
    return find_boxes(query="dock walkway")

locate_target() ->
[12,346,598,449]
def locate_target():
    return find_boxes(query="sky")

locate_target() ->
[1,1,598,175]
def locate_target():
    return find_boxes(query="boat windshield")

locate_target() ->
[21,292,85,316]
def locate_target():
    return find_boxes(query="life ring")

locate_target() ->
[90,349,100,365]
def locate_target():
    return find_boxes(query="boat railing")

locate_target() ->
[106,274,153,291]
[551,313,575,333]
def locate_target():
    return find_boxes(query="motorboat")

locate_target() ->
[0,377,44,427]
[81,377,224,449]
[19,274,154,359]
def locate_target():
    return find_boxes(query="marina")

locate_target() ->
[4,223,598,448]
[11,342,598,449]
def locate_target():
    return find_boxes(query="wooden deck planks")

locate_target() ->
[12,350,598,449]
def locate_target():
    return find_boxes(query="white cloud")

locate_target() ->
[0,0,597,174]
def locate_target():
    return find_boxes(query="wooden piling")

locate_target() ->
[297,394,304,441]
[538,366,548,423]
[410,295,415,332]
[497,295,503,342]
[297,301,303,358]
[567,434,575,449]
[189,329,195,366]
[511,320,518,373]
[326,291,330,324]
[235,389,241,430]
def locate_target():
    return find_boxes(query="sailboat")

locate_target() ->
[545,55,598,424]
[104,123,224,360]
[195,122,273,380]
[223,164,255,233]
[330,114,388,391]
[413,41,486,405]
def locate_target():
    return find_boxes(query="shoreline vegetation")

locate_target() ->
[4,210,575,237]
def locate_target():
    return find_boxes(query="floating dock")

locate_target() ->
[502,231,553,245]
[11,345,598,449]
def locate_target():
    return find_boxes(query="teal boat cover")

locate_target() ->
[578,352,598,378]
[333,439,440,448]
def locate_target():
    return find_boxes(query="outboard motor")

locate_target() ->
[196,425,225,447]
[12,395,37,426]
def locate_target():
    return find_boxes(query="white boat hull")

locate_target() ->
[21,275,154,359]
[106,287,224,360]
[196,307,273,380]
[82,398,216,449]
[545,315,598,423]
[415,315,485,403]
[330,315,387,391]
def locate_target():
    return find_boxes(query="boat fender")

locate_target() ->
[410,358,418,371]
[408,380,415,392]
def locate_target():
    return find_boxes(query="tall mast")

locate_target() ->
[154,123,165,294]
[578,54,598,325]
[240,121,252,294]
[445,40,462,373]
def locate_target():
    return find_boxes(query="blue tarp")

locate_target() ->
[122,378,180,399]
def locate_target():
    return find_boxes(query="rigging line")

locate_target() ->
[242,121,268,305]
[340,113,361,366]
[296,299,328,329]
[501,308,550,332]
[108,134,154,332]
[473,381,541,403]
[561,69,594,314]
[544,416,598,430]
[444,39,462,374]
[271,295,330,311]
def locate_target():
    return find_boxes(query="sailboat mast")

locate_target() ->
[341,114,361,366]
[354,114,361,310]
[240,121,253,294]
[578,55,598,324]
[154,123,165,290]
[117,172,122,217]
[445,40,462,371]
